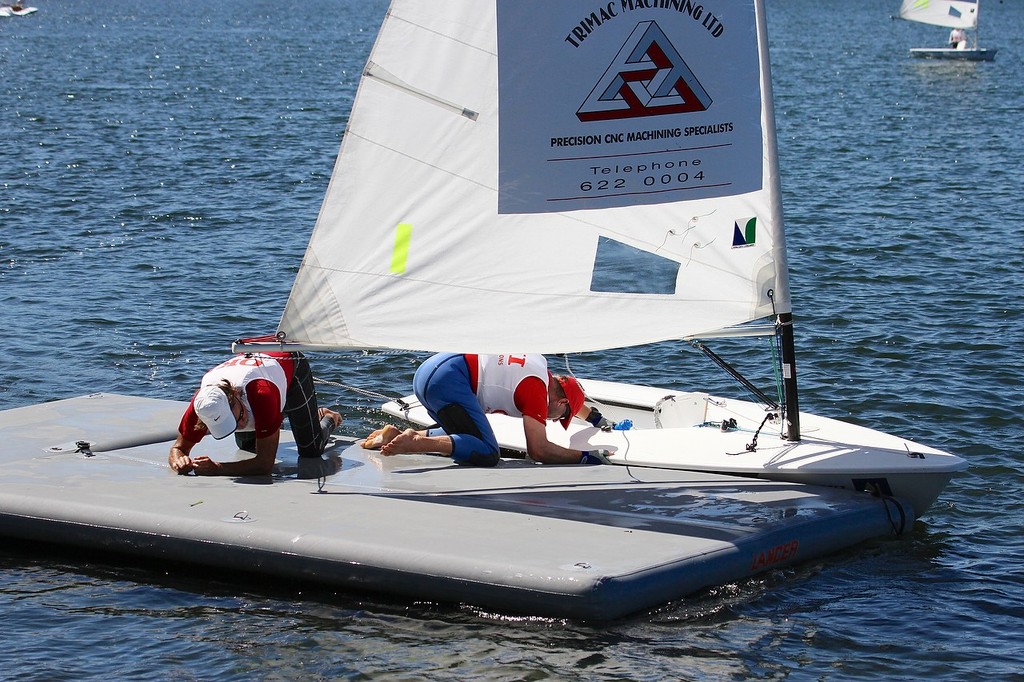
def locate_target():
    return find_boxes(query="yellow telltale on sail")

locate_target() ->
[391,223,412,274]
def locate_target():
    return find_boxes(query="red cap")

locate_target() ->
[555,376,585,429]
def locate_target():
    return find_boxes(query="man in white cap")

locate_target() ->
[362,353,613,466]
[168,352,342,476]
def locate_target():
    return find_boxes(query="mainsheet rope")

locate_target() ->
[292,349,418,406]
[313,375,399,404]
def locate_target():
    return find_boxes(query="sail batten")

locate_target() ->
[364,62,480,121]
[279,0,790,355]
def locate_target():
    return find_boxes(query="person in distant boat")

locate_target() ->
[361,353,614,466]
[168,351,342,476]
[949,27,966,49]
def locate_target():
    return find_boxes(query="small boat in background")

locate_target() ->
[897,0,997,61]
[0,4,38,17]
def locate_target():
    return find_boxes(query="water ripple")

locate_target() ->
[2,0,1023,679]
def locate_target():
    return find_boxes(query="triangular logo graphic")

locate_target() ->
[732,217,756,247]
[577,21,712,122]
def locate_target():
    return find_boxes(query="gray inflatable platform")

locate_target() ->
[0,393,912,620]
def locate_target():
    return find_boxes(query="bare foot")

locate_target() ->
[380,428,422,456]
[362,424,401,450]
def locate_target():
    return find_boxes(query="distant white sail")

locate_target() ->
[898,0,979,29]
[278,0,789,354]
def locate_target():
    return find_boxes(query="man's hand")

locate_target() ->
[586,408,615,432]
[580,449,613,465]
[168,443,195,474]
[319,408,343,430]
[190,455,222,475]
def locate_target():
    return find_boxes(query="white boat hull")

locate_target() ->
[383,378,967,517]
[909,47,997,61]
[0,6,37,16]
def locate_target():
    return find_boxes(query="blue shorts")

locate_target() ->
[413,353,500,467]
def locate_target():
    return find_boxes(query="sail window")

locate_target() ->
[589,237,678,295]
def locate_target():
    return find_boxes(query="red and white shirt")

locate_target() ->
[178,353,295,443]
[465,353,549,424]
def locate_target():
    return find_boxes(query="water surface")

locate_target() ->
[2,0,1022,679]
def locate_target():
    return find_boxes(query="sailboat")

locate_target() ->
[0,4,38,17]
[237,1,966,517]
[897,0,997,61]
[0,0,965,619]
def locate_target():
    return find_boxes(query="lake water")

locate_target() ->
[2,0,1023,679]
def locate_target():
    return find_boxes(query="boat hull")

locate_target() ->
[0,393,917,620]
[0,6,37,16]
[909,47,997,61]
[383,378,967,517]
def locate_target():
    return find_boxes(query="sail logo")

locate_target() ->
[577,21,712,122]
[733,217,756,247]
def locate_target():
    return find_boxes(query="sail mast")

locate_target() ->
[778,314,800,441]
[755,0,800,441]
[976,0,982,48]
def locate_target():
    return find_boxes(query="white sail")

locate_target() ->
[278,0,789,355]
[898,0,979,29]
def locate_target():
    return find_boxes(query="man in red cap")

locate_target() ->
[363,353,612,466]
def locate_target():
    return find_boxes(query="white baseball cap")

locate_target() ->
[193,385,237,439]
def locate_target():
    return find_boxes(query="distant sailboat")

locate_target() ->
[897,0,997,61]
[0,4,38,17]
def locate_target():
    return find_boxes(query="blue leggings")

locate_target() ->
[413,353,500,467]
